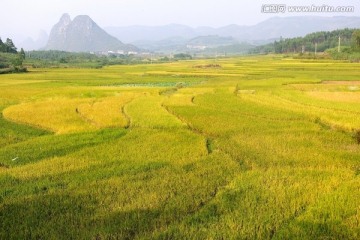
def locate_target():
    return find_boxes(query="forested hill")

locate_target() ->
[252,28,360,54]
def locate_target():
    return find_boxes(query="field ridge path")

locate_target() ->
[75,107,101,128]
[161,102,213,154]
[121,104,132,129]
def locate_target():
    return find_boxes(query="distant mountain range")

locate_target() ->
[132,35,252,54]
[106,16,360,43]
[20,15,360,53]
[44,14,138,53]
[105,16,360,52]
[20,31,48,51]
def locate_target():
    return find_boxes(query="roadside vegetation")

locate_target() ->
[0,56,359,239]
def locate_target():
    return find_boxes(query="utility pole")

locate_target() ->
[302,45,305,54]
[338,36,341,53]
[314,42,317,55]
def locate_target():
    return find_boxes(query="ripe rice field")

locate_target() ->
[0,55,360,239]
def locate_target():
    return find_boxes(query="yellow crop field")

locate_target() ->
[307,91,360,102]
[77,94,135,128]
[126,95,187,129]
[3,98,97,134]
[0,56,359,239]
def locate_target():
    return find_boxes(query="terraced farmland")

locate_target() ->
[0,56,359,239]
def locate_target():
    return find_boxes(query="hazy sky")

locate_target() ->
[1,0,359,43]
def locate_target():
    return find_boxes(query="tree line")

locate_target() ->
[0,37,26,73]
[0,37,25,55]
[0,38,17,53]
[251,28,360,55]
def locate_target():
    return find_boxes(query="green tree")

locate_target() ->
[5,38,17,53]
[0,38,4,52]
[351,30,360,51]
[174,53,192,60]
[12,55,23,67]
[20,48,26,60]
